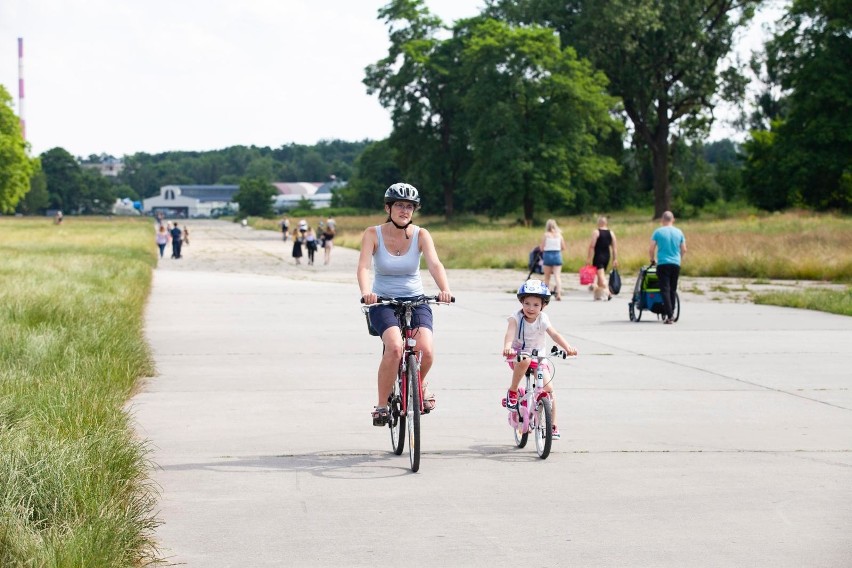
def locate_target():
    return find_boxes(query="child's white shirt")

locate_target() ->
[509,310,551,353]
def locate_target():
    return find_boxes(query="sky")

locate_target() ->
[0,0,783,159]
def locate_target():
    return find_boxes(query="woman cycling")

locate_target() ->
[357,183,453,426]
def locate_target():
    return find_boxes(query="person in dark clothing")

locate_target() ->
[586,216,618,300]
[649,211,687,324]
[170,223,183,259]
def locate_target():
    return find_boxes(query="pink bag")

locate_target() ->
[579,265,596,285]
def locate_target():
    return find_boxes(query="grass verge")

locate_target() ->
[753,287,852,317]
[0,217,161,566]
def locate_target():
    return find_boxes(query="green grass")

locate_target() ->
[753,287,852,317]
[0,217,161,566]
[261,210,852,281]
[255,210,852,315]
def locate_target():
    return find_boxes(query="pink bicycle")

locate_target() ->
[502,346,572,459]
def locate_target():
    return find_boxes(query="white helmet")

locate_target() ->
[384,183,421,208]
[517,279,551,304]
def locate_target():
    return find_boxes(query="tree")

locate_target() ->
[341,139,404,209]
[490,0,759,217]
[461,19,621,223]
[233,177,276,217]
[744,0,851,211]
[17,168,49,214]
[40,147,85,212]
[78,168,116,214]
[0,85,37,213]
[365,0,471,218]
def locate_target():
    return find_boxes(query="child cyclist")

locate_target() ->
[502,279,578,439]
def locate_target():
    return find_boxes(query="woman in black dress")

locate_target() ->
[586,216,618,300]
[292,229,304,264]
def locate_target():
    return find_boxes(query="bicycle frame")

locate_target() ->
[508,351,550,434]
[362,295,452,472]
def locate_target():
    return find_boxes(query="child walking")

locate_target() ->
[502,279,578,439]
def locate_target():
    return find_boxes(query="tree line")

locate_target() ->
[1,0,848,219]
[339,0,849,221]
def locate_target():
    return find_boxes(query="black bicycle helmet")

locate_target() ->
[517,279,551,305]
[384,183,421,208]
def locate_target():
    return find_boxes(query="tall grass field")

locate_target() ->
[258,210,852,315]
[294,210,852,281]
[0,217,160,566]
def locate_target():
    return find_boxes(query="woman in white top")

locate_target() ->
[540,219,567,301]
[357,183,453,425]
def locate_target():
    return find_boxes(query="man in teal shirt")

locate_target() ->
[649,211,687,324]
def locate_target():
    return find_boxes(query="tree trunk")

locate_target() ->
[523,195,534,226]
[651,112,671,219]
[443,181,454,219]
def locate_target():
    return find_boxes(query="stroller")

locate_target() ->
[628,263,680,322]
[527,246,544,279]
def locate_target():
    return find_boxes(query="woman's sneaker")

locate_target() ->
[551,426,561,440]
[372,406,389,426]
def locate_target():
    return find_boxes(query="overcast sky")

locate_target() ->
[0,1,781,158]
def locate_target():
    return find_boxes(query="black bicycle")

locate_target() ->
[362,295,453,472]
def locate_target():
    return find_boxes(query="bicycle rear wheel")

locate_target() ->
[406,354,421,472]
[389,374,405,455]
[534,397,553,459]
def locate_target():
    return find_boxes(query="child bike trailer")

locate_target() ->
[628,264,680,322]
[527,246,544,279]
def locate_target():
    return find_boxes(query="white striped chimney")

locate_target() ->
[18,37,25,140]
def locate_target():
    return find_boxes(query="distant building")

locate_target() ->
[80,155,125,177]
[143,185,239,218]
[142,179,347,217]
[272,178,347,211]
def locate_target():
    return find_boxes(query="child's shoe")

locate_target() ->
[551,426,561,440]
[504,390,519,410]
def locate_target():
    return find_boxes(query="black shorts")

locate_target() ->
[368,304,433,337]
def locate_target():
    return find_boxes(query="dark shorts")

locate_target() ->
[542,250,563,266]
[593,254,610,270]
[369,304,433,337]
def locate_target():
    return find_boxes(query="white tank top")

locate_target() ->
[544,235,562,251]
[372,225,424,298]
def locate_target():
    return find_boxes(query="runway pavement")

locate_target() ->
[131,220,852,567]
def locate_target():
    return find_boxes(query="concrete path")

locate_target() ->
[131,220,852,567]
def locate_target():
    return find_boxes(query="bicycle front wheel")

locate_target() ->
[513,406,528,448]
[389,374,405,455]
[406,354,421,472]
[534,396,553,459]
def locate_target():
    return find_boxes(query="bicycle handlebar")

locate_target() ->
[360,295,456,306]
[511,345,577,362]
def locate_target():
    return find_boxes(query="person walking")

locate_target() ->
[292,228,304,264]
[322,216,336,265]
[586,216,618,300]
[280,217,290,242]
[155,224,169,259]
[540,219,567,301]
[170,222,183,259]
[305,227,318,265]
[357,183,453,426]
[649,211,687,324]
